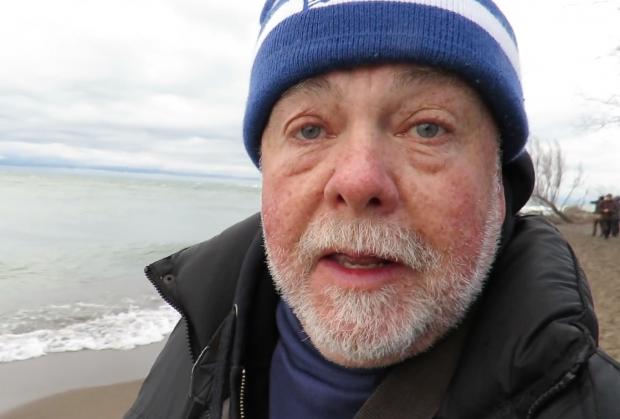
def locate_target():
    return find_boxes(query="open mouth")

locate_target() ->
[326,253,395,269]
[314,251,405,288]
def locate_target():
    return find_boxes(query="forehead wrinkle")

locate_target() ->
[279,76,341,102]
[392,66,461,92]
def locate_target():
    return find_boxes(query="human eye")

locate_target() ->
[409,122,446,139]
[294,123,325,141]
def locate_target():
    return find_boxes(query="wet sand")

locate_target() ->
[0,342,164,418]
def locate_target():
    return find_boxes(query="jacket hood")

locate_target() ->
[503,151,535,215]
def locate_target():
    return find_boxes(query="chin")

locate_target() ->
[314,329,442,369]
[288,276,476,369]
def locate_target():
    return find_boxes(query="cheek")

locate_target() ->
[261,179,292,249]
[408,166,495,254]
[261,171,320,254]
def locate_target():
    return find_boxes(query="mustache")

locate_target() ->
[296,216,440,272]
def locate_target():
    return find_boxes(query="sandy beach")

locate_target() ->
[0,382,142,419]
[0,342,164,419]
[557,222,620,360]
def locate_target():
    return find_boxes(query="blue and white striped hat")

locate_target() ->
[243,0,528,167]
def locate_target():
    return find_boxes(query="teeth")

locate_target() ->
[338,258,386,269]
[334,254,388,269]
[341,260,386,269]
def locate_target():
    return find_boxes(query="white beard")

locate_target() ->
[263,172,504,368]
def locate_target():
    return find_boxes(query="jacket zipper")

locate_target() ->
[147,266,244,419]
[239,367,247,419]
[144,265,196,361]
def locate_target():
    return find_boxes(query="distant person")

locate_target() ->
[599,194,619,239]
[126,1,620,418]
[612,196,620,238]
[592,195,605,236]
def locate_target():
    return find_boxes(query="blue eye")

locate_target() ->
[297,124,324,140]
[413,123,444,139]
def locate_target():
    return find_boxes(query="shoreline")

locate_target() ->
[0,342,165,416]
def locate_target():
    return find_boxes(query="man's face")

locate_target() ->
[260,64,506,368]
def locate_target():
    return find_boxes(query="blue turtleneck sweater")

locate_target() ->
[269,301,387,419]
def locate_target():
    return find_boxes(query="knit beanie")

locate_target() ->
[243,0,528,167]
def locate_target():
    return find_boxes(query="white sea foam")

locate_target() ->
[0,304,181,363]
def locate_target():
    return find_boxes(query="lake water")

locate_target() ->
[0,165,260,362]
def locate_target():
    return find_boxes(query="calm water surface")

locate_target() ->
[0,166,260,362]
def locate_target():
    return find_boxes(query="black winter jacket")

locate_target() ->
[125,214,620,419]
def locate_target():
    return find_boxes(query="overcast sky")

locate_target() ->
[0,0,619,193]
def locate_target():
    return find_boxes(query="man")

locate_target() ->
[591,195,604,236]
[612,196,620,238]
[599,194,619,239]
[126,1,620,418]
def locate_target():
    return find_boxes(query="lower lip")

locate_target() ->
[312,257,408,290]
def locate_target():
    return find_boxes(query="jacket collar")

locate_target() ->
[146,213,271,360]
[439,216,597,417]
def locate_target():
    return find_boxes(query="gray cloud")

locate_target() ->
[0,0,619,192]
[0,0,261,177]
